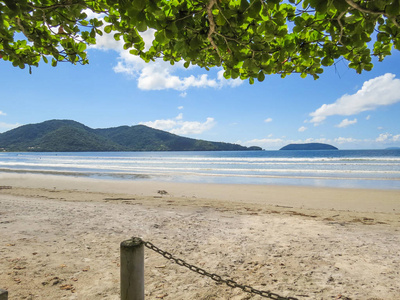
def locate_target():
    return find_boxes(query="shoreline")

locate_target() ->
[1,173,400,213]
[1,173,400,299]
[1,168,400,191]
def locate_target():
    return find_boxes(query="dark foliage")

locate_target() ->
[0,120,262,152]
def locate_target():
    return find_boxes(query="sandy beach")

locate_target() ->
[1,173,400,299]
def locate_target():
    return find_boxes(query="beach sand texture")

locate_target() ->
[1,174,400,299]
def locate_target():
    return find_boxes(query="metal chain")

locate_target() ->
[141,239,298,300]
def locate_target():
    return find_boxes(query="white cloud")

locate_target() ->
[298,126,307,132]
[309,73,400,124]
[90,27,155,52]
[113,51,241,91]
[89,28,125,52]
[91,25,242,91]
[0,122,21,133]
[377,126,384,130]
[335,118,357,128]
[140,114,216,135]
[82,8,106,20]
[376,133,391,142]
[217,70,243,88]
[366,115,371,120]
[334,137,358,144]
[171,118,215,135]
[376,132,400,143]
[0,111,6,116]
[139,29,157,51]
[264,118,273,123]
[179,92,187,98]
[178,106,184,110]
[140,119,177,131]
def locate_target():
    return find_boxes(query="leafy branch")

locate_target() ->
[1,0,399,82]
[345,0,400,27]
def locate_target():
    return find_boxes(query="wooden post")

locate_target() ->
[120,238,144,300]
[0,289,8,300]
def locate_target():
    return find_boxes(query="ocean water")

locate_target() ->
[0,150,400,189]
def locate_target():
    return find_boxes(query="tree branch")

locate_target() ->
[337,10,347,45]
[345,0,399,28]
[206,0,223,62]
[15,18,32,41]
[344,0,383,15]
[27,1,83,11]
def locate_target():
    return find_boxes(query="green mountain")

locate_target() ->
[0,120,262,152]
[280,143,338,150]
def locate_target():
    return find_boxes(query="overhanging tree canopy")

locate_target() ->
[1,0,399,82]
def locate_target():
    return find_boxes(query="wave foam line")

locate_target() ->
[3,168,400,183]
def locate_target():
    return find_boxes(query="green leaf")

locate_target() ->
[136,21,147,32]
[333,0,348,11]
[247,1,262,17]
[215,13,226,26]
[364,63,373,71]
[257,71,265,82]
[132,0,146,11]
[104,25,113,34]
[190,36,202,49]
[90,29,96,38]
[4,0,18,12]
[165,29,175,39]
[385,1,400,16]
[155,30,169,44]
[321,57,333,66]
[239,0,250,12]
[310,0,328,13]
[78,43,87,52]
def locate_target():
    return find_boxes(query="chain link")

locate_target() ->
[140,239,298,300]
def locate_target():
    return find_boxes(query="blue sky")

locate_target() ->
[1,28,400,150]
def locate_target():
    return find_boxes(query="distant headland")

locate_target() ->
[280,143,338,150]
[0,119,263,152]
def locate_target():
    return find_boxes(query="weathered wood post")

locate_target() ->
[0,289,8,300]
[120,237,144,300]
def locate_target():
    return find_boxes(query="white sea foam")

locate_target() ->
[1,150,400,188]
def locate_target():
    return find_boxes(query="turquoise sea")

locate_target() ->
[0,150,400,189]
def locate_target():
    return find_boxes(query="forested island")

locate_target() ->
[0,120,262,152]
[280,143,338,150]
